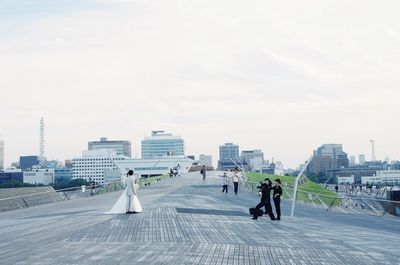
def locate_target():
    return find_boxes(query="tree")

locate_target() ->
[69,178,90,187]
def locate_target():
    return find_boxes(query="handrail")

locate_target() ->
[0,184,102,202]
[242,179,400,204]
[327,198,338,211]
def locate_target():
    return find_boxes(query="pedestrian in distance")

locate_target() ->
[90,181,96,196]
[251,178,275,220]
[335,185,339,193]
[232,168,241,195]
[220,172,230,194]
[200,165,207,181]
[273,179,282,220]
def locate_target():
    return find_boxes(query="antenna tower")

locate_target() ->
[40,117,45,164]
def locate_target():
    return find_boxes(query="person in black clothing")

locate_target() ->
[252,178,275,220]
[90,181,96,197]
[273,179,282,220]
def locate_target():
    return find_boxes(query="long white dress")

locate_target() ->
[105,174,143,214]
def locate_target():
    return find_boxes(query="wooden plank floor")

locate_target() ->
[0,173,399,265]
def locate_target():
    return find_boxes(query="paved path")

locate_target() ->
[0,173,399,265]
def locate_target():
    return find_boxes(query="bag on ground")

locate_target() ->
[249,208,255,215]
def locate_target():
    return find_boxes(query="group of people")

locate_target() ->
[219,168,242,195]
[252,178,282,221]
[215,167,283,220]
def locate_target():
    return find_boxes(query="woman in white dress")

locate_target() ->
[106,170,143,214]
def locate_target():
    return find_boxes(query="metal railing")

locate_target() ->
[242,179,400,217]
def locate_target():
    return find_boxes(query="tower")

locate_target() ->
[40,117,45,164]
[370,139,376,161]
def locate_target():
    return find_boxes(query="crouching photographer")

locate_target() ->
[251,178,276,220]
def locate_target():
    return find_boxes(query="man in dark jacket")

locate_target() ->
[273,179,283,220]
[252,179,276,220]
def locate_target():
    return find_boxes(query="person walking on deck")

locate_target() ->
[232,168,241,195]
[200,165,207,181]
[220,172,230,194]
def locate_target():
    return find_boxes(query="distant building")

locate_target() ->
[10,162,19,169]
[391,161,400,170]
[219,143,239,161]
[65,160,73,168]
[337,152,350,168]
[23,168,54,185]
[218,160,249,171]
[359,154,366,165]
[72,150,126,185]
[0,139,4,171]
[262,160,284,176]
[19,156,40,170]
[327,166,380,184]
[141,131,185,159]
[308,144,349,177]
[313,144,343,159]
[54,168,73,186]
[308,156,336,175]
[0,172,23,184]
[241,150,264,172]
[44,160,64,169]
[89,137,131,158]
[198,154,212,167]
[349,156,356,166]
[218,143,241,171]
[337,176,355,184]
[361,170,400,185]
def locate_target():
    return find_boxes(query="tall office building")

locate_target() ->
[241,150,264,172]
[198,154,213,167]
[359,154,366,165]
[88,137,131,158]
[141,131,184,159]
[313,144,343,159]
[0,139,4,171]
[72,150,126,185]
[308,144,349,177]
[219,143,239,161]
[218,143,241,171]
[20,156,40,170]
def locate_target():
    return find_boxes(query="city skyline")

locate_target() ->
[0,122,395,169]
[1,0,399,168]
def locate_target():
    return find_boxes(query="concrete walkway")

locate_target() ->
[0,172,399,265]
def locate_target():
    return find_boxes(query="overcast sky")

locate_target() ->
[1,0,399,168]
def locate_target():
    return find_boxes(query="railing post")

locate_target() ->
[290,155,313,217]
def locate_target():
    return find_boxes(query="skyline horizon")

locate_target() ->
[0,119,391,169]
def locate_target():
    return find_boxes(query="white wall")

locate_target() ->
[23,169,54,185]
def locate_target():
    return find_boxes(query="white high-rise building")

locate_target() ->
[199,154,212,167]
[72,150,126,185]
[88,137,132,158]
[0,139,4,171]
[141,131,184,159]
[241,150,264,172]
